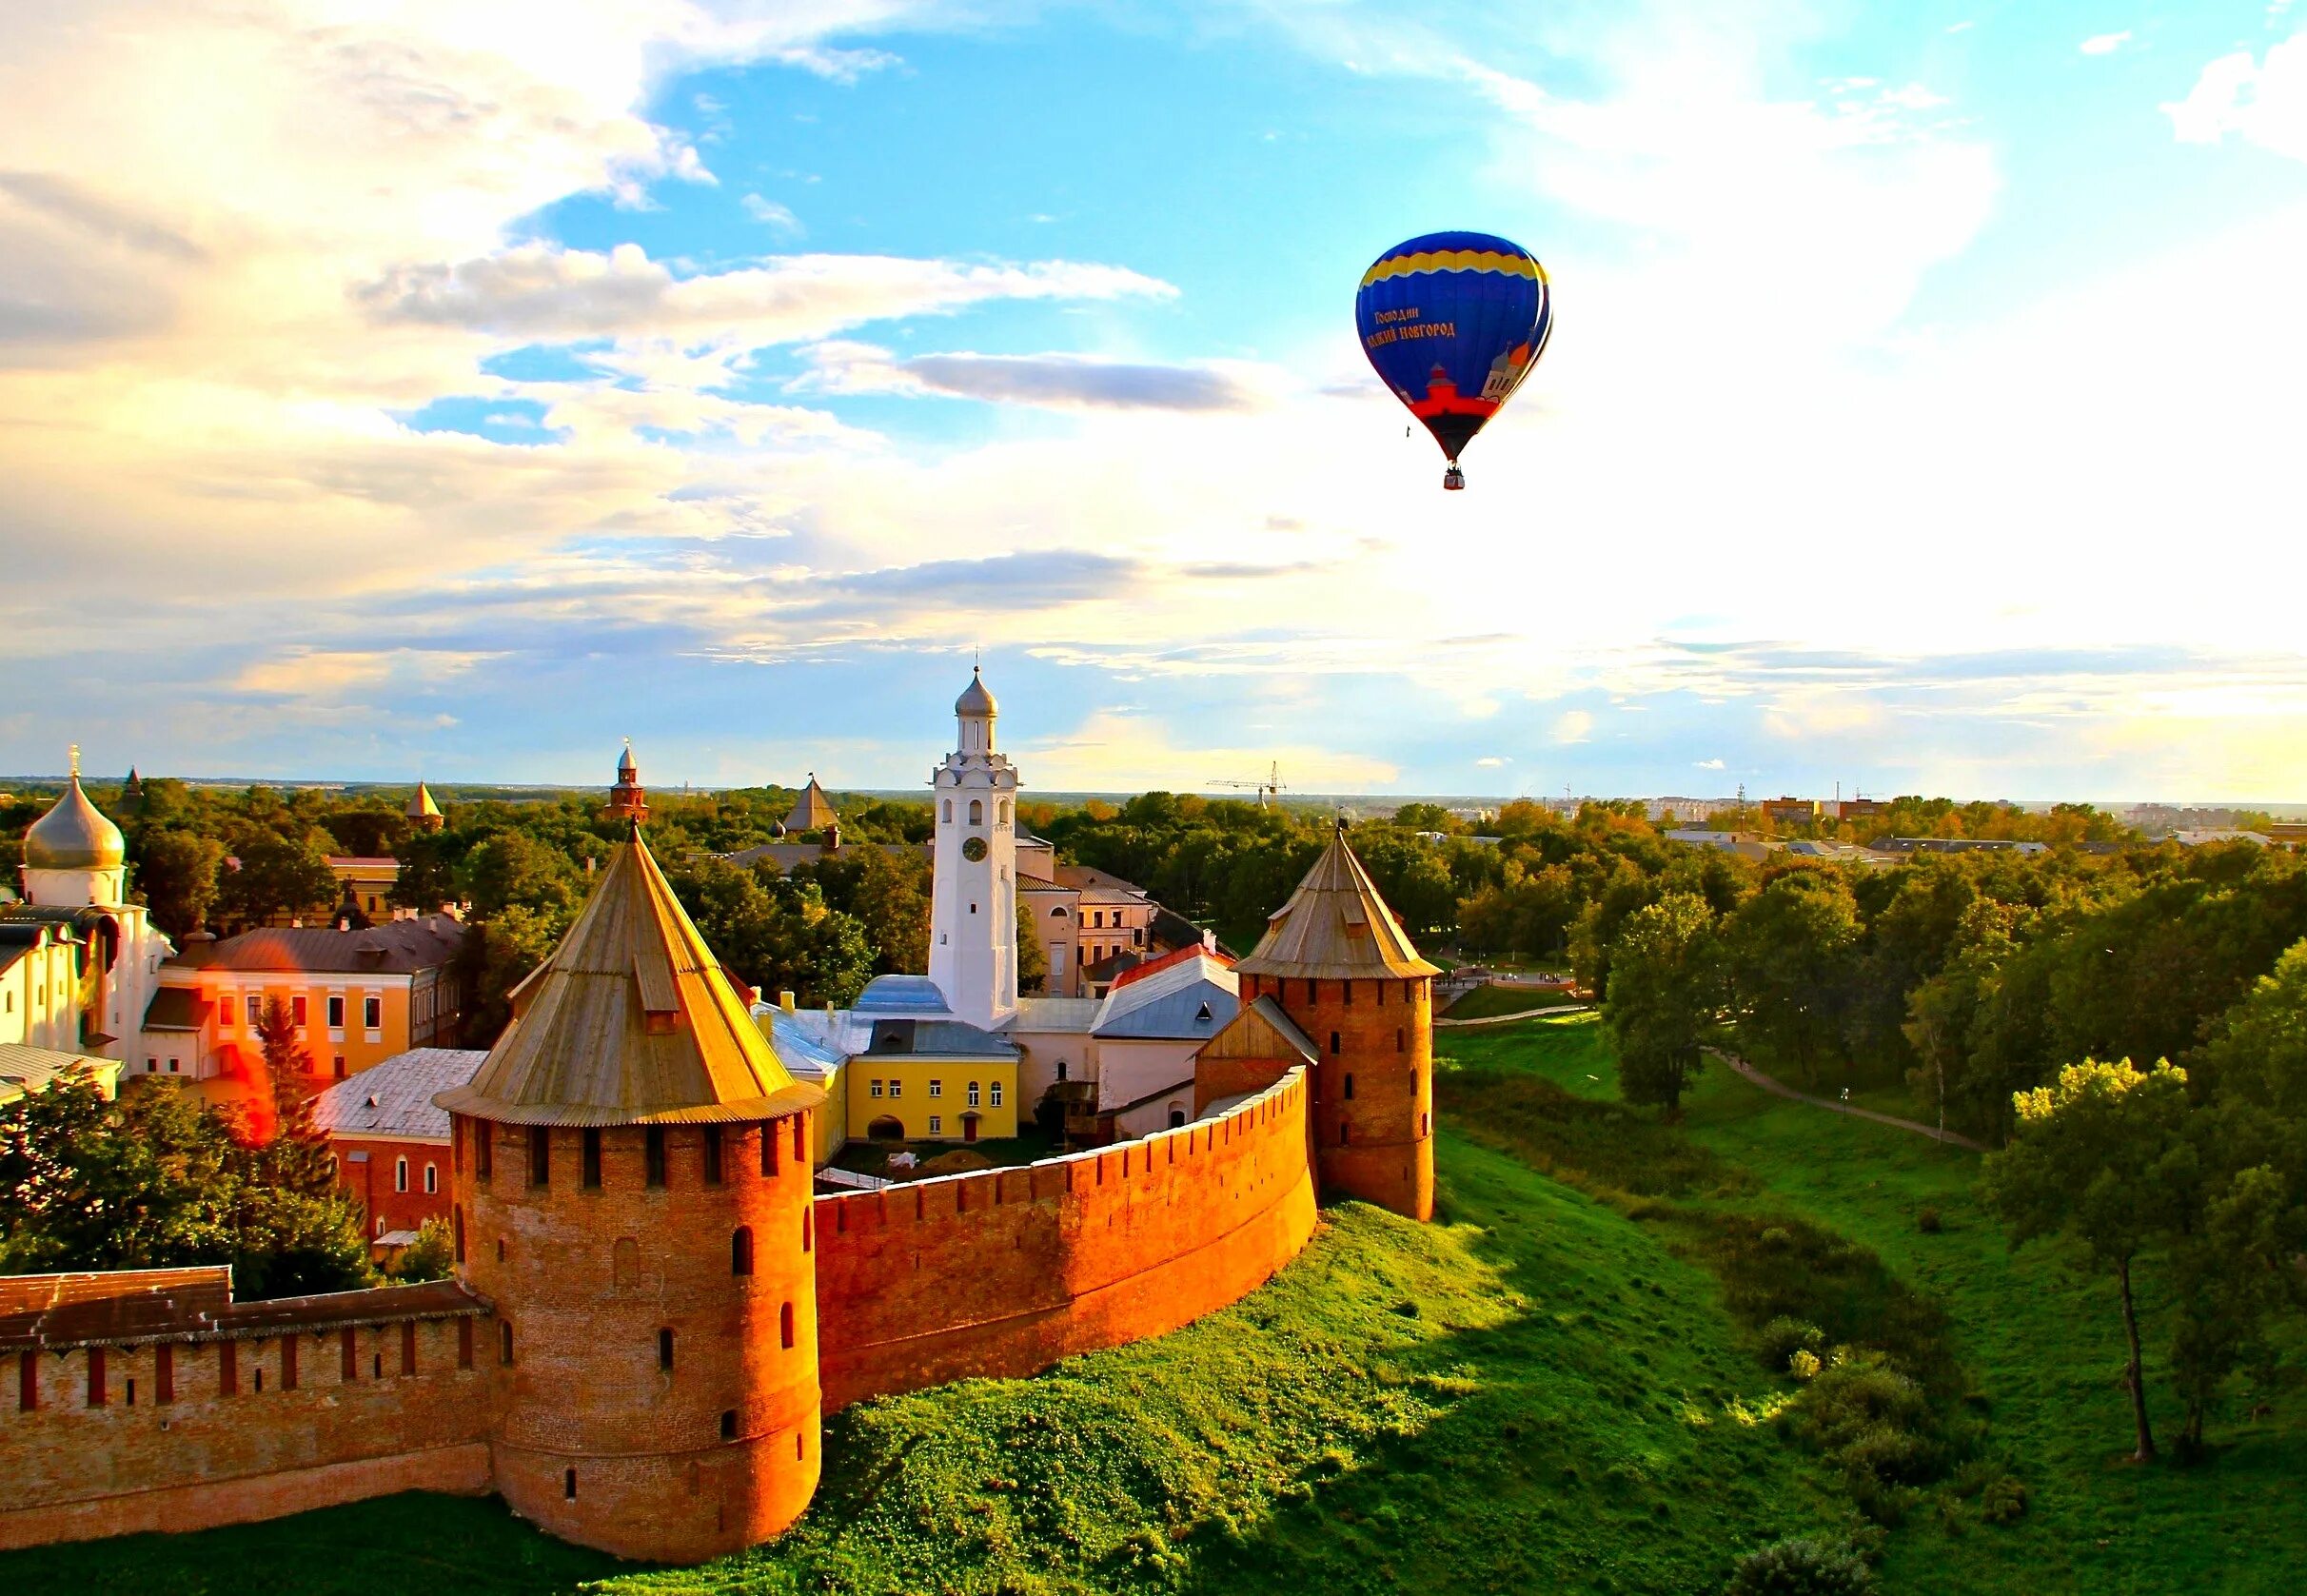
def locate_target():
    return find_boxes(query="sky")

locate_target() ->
[3,1,2304,802]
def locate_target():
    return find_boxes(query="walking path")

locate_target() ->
[1709,1048,1984,1151]
[1433,1003,1593,1030]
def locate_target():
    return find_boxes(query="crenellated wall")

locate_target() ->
[813,1067,1317,1410]
[0,1312,491,1551]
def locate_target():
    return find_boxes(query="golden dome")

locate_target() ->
[25,770,126,871]
[955,667,996,719]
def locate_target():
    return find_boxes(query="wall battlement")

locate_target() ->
[815,1067,1317,1409]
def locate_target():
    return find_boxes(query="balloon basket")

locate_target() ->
[1443,464,1466,491]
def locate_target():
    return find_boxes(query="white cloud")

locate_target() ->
[1694,758,1725,771]
[741,194,804,234]
[2080,31,2132,56]
[1552,711,1594,744]
[1475,756,1510,767]
[2165,31,2307,162]
[795,342,1274,411]
[1015,709,1398,792]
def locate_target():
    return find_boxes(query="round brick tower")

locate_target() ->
[1234,822,1441,1221]
[436,818,825,1564]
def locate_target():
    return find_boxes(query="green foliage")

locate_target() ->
[1605,891,1723,1113]
[1724,1536,1876,1595]
[0,1074,371,1299]
[1437,983,1580,1020]
[1724,871,1863,1087]
[219,829,340,925]
[1015,897,1049,993]
[384,1216,455,1284]
[131,829,225,939]
[663,858,875,1010]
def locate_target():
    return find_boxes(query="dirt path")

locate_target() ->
[1709,1048,1984,1152]
[1433,1003,1594,1030]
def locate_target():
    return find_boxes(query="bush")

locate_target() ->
[1760,1315,1825,1369]
[1916,1207,1943,1234]
[1979,1474,2028,1525]
[1724,1536,1876,1595]
[1789,1349,1823,1381]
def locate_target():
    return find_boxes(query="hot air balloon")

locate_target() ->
[1354,230,1551,490]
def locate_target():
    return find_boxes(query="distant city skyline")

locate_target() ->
[5,4,2305,798]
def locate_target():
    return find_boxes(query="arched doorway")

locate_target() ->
[867,1115,905,1141]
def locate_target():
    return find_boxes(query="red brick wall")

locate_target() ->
[814,1069,1316,1411]
[453,1112,820,1565]
[0,1317,490,1551]
[1241,974,1433,1221]
[331,1135,450,1240]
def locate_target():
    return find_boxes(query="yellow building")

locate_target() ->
[759,975,1019,1151]
[138,917,470,1108]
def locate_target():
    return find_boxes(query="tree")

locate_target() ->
[384,1215,456,1283]
[1984,1058,2194,1462]
[1723,870,1863,1086]
[256,996,334,1193]
[1016,897,1049,994]
[389,829,460,913]
[1604,892,1722,1116]
[132,828,226,939]
[0,1070,370,1299]
[220,831,339,925]
[452,902,569,1048]
[463,831,582,919]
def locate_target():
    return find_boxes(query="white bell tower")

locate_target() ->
[927,666,1018,1030]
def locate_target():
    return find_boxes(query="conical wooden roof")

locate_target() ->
[1234,827,1441,981]
[405,781,443,821]
[783,775,837,834]
[436,829,821,1127]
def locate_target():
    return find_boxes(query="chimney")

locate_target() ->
[779,991,797,1014]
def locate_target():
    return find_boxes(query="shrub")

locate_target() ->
[1916,1207,1943,1234]
[1723,1536,1876,1595]
[1759,1315,1825,1369]
[1789,1349,1822,1381]
[1979,1474,2028,1525]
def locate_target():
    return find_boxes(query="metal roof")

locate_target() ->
[858,1017,1020,1061]
[310,1048,485,1142]
[783,775,838,833]
[435,830,822,1128]
[168,916,467,975]
[0,1044,120,1104]
[1001,996,1103,1034]
[405,781,443,819]
[23,773,126,870]
[854,975,954,1016]
[142,986,208,1032]
[1234,827,1441,980]
[1092,951,1239,1041]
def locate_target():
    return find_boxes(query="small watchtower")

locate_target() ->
[436,793,823,1562]
[1233,822,1440,1221]
[607,739,648,826]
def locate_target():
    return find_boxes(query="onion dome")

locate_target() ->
[25,767,127,871]
[1234,822,1441,981]
[435,828,821,1127]
[956,667,996,719]
[618,739,638,775]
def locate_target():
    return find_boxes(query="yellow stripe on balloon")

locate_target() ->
[1360,249,1546,287]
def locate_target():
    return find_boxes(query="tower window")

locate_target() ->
[1330,1032,1341,1055]
[86,1347,106,1408]
[801,1208,813,1253]
[452,1205,464,1263]
[794,1116,806,1163]
[780,1301,796,1350]
[702,1125,723,1186]
[582,1128,602,1189]
[475,1126,492,1181]
[1343,981,1352,1006]
[564,1468,578,1502]
[529,1126,550,1187]
[645,1127,666,1188]
[659,1329,674,1370]
[943,799,953,822]
[1340,1123,1351,1146]
[1396,1029,1406,1054]
[720,1409,738,1440]
[1376,982,1386,1006]
[1306,979,1318,1006]
[500,1322,513,1366]
[453,1120,463,1175]
[1344,1074,1354,1100]
[732,1227,754,1276]
[969,799,983,825]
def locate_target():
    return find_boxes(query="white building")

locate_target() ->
[3,754,171,1064]
[927,667,1018,1031]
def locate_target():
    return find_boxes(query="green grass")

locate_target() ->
[1442,1015,2307,1593]
[1438,983,1584,1021]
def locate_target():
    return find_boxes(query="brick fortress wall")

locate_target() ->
[1,1304,492,1551]
[813,1067,1317,1410]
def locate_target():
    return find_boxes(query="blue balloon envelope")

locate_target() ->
[1354,229,1551,488]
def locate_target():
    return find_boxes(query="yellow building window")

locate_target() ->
[929,1079,942,1098]
[870,1078,883,1097]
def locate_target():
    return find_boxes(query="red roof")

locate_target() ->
[1111,940,1232,991]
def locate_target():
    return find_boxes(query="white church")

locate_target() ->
[759,667,1251,1155]
[1,754,173,1095]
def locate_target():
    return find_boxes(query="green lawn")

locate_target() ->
[11,1014,2300,1593]
[1440,1014,2307,1594]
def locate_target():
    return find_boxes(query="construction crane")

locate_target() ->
[1209,760,1287,810]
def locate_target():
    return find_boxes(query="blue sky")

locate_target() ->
[3,2,2304,799]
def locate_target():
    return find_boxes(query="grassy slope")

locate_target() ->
[1446,1014,2307,1595]
[0,1140,1844,1596]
